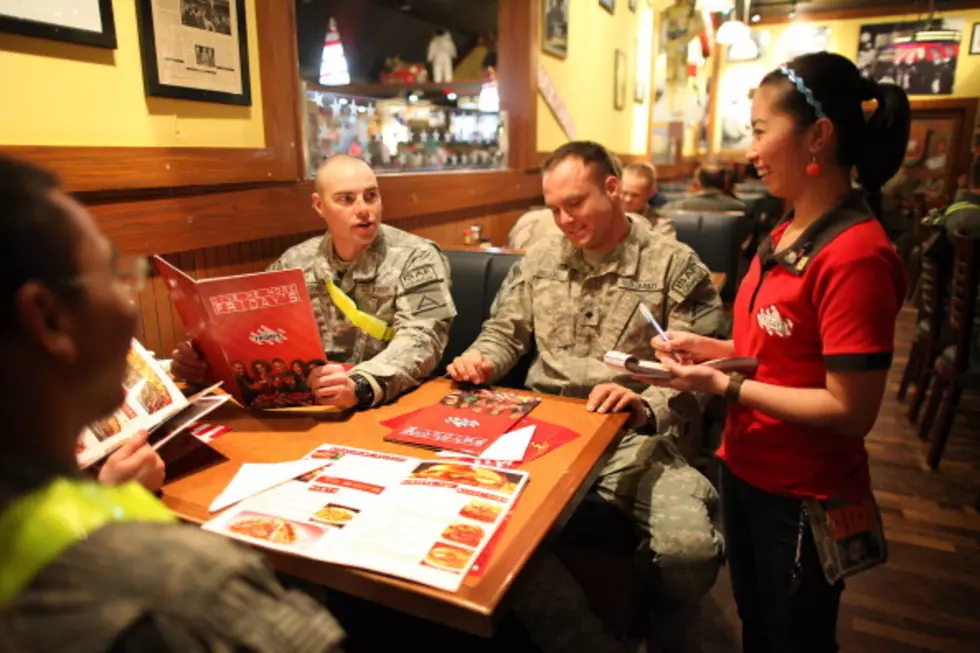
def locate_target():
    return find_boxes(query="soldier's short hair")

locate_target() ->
[0,156,79,331]
[542,141,622,186]
[624,162,657,187]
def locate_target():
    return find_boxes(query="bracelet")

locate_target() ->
[725,372,746,404]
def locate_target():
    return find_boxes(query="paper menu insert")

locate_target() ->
[203,445,528,592]
[152,256,326,410]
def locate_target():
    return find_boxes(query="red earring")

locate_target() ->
[806,155,821,177]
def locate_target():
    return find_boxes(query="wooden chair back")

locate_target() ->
[946,232,980,372]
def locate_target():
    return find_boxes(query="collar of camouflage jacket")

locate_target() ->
[314,226,388,286]
[559,214,643,278]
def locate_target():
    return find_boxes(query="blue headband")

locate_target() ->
[779,64,827,120]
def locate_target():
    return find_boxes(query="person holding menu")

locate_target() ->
[645,52,909,651]
[172,154,455,411]
[0,156,344,652]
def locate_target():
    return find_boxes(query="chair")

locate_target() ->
[898,242,950,418]
[917,233,980,469]
[661,210,748,302]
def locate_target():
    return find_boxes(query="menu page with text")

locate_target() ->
[203,446,528,591]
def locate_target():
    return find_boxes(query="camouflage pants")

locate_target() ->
[595,431,725,606]
[512,432,723,653]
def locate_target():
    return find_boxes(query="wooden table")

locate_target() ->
[162,379,627,637]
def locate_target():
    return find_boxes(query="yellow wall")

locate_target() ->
[0,0,264,148]
[537,2,655,155]
[716,9,980,151]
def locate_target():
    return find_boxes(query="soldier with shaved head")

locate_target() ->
[173,155,455,410]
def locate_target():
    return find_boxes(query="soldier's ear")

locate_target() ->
[604,175,621,200]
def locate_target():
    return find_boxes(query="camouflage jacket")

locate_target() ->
[508,207,676,251]
[270,224,456,404]
[0,463,344,653]
[469,215,723,431]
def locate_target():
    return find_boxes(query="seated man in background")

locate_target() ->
[0,156,344,652]
[508,160,675,250]
[620,161,676,238]
[662,163,746,213]
[451,141,724,653]
[173,154,456,411]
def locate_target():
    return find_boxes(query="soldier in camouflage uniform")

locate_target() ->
[174,154,456,410]
[0,156,344,652]
[449,142,724,652]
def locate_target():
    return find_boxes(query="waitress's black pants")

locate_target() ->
[720,463,844,653]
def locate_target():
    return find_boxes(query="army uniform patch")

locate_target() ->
[671,261,707,298]
[401,264,440,291]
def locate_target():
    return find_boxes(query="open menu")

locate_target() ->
[384,388,541,455]
[604,351,758,380]
[203,445,528,592]
[153,256,326,410]
[76,339,229,469]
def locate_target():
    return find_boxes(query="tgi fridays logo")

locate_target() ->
[446,416,480,429]
[249,325,288,346]
[756,306,794,338]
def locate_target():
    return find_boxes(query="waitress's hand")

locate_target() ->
[651,331,730,365]
[642,358,730,396]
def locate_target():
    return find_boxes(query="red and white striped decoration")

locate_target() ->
[189,423,230,444]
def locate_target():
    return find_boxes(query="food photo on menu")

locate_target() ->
[204,445,528,591]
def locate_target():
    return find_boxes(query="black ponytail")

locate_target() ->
[760,51,912,219]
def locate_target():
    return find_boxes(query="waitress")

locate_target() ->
[646,51,909,652]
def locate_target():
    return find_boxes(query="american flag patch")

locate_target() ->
[189,423,230,443]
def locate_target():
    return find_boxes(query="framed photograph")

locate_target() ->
[136,0,252,106]
[971,23,980,55]
[600,0,615,14]
[614,48,627,111]
[857,18,963,95]
[541,0,568,59]
[0,0,116,48]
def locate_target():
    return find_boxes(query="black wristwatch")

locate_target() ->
[350,374,375,409]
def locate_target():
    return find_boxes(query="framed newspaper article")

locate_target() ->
[136,0,252,106]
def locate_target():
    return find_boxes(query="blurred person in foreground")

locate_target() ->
[0,156,345,653]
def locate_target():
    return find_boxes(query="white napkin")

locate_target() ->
[436,424,536,463]
[209,459,328,513]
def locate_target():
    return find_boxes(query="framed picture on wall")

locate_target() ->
[0,0,116,48]
[541,0,568,59]
[136,0,252,106]
[600,0,615,14]
[614,48,627,111]
[971,23,980,55]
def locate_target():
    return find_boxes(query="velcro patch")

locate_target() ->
[414,291,450,317]
[671,261,707,299]
[401,263,441,291]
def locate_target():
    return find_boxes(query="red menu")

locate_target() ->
[381,409,580,464]
[384,389,541,455]
[154,256,326,409]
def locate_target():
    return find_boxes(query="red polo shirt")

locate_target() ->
[718,192,906,500]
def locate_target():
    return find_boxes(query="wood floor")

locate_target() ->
[700,305,980,653]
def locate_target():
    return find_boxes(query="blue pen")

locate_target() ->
[638,303,682,362]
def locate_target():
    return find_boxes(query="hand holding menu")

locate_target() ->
[153,256,326,409]
[76,339,229,469]
[204,445,528,592]
[604,350,758,380]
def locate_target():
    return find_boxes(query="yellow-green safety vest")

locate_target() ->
[0,478,175,605]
